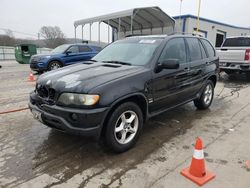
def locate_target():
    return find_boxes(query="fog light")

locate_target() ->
[71,113,78,121]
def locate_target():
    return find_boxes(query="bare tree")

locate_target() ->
[5,29,15,38]
[0,29,15,46]
[40,26,66,48]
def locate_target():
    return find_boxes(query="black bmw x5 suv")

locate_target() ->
[29,35,219,152]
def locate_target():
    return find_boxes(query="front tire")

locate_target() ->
[105,102,143,153]
[48,61,62,71]
[194,80,214,110]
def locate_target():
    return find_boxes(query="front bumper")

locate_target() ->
[219,62,250,72]
[30,61,47,71]
[29,94,109,138]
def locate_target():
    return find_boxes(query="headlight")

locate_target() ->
[58,93,100,106]
[38,56,51,61]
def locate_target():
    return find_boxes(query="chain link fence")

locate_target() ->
[0,46,51,60]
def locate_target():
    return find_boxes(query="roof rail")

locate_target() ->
[169,32,204,37]
[125,34,149,38]
[125,34,168,38]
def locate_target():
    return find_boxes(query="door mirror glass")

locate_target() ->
[160,59,180,69]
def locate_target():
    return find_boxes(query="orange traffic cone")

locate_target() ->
[28,71,35,82]
[181,137,215,186]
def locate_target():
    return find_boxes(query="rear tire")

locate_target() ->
[104,102,143,153]
[224,70,235,75]
[194,80,214,110]
[246,72,250,80]
[48,61,62,71]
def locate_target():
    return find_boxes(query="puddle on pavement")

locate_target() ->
[0,104,207,186]
[1,72,249,187]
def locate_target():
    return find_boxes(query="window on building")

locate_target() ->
[193,28,207,38]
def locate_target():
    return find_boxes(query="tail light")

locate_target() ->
[244,49,250,61]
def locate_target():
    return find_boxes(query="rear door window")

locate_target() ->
[201,39,216,58]
[159,38,187,64]
[79,46,92,53]
[186,38,202,61]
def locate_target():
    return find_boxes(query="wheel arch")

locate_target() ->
[207,74,217,87]
[47,59,64,69]
[100,93,148,137]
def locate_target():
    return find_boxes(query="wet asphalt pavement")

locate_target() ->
[0,61,250,188]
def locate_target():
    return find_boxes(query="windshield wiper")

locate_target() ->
[103,60,131,66]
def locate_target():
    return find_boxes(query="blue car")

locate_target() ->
[30,44,102,72]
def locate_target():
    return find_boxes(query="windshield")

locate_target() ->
[51,44,70,54]
[93,38,162,66]
[222,37,250,47]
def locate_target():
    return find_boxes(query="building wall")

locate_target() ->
[176,16,250,47]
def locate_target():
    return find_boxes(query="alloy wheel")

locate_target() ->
[114,110,139,145]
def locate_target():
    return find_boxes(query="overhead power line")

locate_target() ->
[0,28,39,38]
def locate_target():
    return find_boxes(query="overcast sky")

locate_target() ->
[0,0,249,42]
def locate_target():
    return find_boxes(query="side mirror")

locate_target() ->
[66,51,72,55]
[159,59,180,70]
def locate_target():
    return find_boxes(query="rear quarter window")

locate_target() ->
[201,39,216,58]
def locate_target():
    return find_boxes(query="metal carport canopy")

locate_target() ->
[74,6,175,42]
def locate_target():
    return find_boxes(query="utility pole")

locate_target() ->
[196,0,201,34]
[179,0,183,32]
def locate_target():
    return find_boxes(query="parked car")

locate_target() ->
[29,35,219,152]
[30,44,102,73]
[217,36,250,78]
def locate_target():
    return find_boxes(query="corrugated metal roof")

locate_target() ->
[74,7,175,31]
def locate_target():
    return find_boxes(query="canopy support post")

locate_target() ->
[118,18,121,39]
[108,20,110,43]
[81,25,84,41]
[130,15,133,35]
[74,26,77,43]
[89,23,92,42]
[98,22,101,44]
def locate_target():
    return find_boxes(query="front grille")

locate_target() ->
[30,63,37,68]
[36,84,56,105]
[32,57,40,62]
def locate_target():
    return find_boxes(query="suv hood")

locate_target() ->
[31,53,58,59]
[37,62,144,93]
